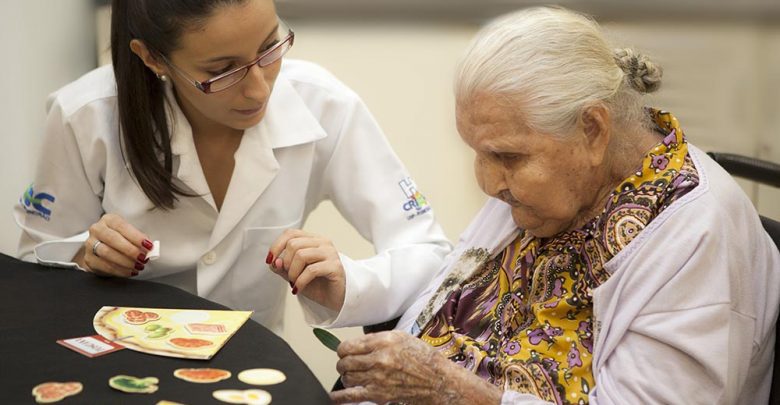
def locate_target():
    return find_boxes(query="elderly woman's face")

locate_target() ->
[457,95,603,237]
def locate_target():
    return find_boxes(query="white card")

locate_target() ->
[147,240,161,261]
[57,335,125,358]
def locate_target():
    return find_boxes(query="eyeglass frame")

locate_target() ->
[158,22,295,94]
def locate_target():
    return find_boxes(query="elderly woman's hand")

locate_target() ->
[331,330,502,405]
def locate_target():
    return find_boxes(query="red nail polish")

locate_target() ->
[142,239,153,250]
[265,251,273,264]
[291,286,298,295]
[131,271,139,277]
[134,262,145,271]
[137,253,147,262]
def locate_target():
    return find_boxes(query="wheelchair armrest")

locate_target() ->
[362,317,401,334]
[707,152,780,188]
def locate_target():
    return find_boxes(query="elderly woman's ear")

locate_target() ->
[579,103,612,167]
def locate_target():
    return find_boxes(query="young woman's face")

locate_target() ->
[166,0,282,133]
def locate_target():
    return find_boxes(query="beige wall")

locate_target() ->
[757,28,780,220]
[0,0,96,256]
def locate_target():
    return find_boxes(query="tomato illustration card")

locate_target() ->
[93,306,252,360]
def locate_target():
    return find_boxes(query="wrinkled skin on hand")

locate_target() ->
[331,330,502,405]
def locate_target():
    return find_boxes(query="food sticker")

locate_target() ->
[212,390,246,404]
[242,390,272,405]
[173,368,231,383]
[313,327,341,352]
[144,324,174,339]
[237,368,286,386]
[168,337,214,350]
[109,375,159,394]
[123,309,161,325]
[31,382,83,403]
[213,389,271,405]
[186,323,228,335]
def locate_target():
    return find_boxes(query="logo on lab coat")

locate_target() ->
[399,177,431,220]
[20,183,55,221]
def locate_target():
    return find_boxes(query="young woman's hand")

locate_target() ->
[267,229,346,311]
[73,213,153,277]
[331,330,503,405]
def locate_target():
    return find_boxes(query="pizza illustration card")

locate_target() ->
[93,306,252,360]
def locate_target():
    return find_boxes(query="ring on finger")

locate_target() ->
[92,240,103,258]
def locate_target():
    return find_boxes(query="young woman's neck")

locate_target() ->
[173,90,244,141]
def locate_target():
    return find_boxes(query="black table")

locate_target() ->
[0,253,330,404]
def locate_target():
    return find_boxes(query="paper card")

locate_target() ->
[147,240,161,261]
[94,306,252,360]
[57,335,126,358]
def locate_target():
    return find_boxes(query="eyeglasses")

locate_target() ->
[161,21,294,94]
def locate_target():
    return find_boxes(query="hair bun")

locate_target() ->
[614,48,662,93]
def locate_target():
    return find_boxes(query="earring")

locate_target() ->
[156,72,168,82]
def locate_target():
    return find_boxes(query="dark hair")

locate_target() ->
[110,0,245,209]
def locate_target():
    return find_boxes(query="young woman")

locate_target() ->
[14,0,451,334]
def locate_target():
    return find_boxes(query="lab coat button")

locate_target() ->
[203,251,217,265]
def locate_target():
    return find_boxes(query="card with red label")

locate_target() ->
[57,335,126,358]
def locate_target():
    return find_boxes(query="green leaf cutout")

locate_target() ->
[108,375,159,393]
[313,327,341,352]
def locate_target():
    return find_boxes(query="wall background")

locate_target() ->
[0,0,97,253]
[2,0,778,390]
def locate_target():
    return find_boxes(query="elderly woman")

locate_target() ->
[331,6,780,405]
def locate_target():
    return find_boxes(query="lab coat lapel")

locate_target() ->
[208,127,278,249]
[207,76,327,249]
[166,91,218,211]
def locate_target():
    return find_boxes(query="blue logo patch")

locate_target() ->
[399,177,430,220]
[20,183,55,221]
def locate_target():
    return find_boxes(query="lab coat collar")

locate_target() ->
[165,89,213,204]
[256,73,328,149]
[164,75,328,250]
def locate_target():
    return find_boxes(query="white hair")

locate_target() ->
[455,6,663,137]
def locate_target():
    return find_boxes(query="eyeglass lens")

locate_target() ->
[208,24,293,92]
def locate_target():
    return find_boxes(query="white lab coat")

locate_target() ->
[14,59,452,334]
[396,146,780,404]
